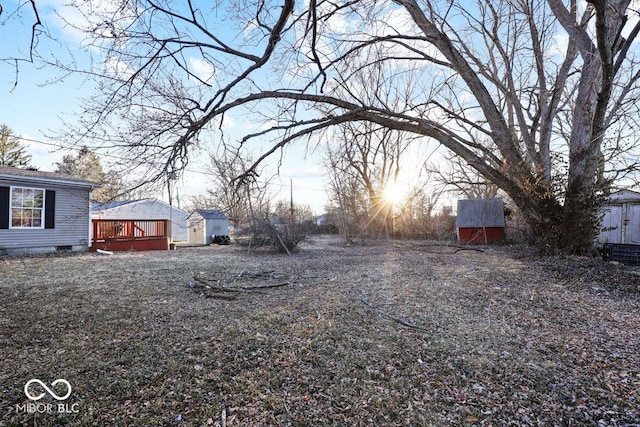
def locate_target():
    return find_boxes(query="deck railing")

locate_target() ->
[93,219,167,241]
[91,219,169,251]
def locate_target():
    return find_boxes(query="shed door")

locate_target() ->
[625,204,640,244]
[189,222,204,245]
[600,205,622,244]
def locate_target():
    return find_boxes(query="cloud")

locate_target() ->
[19,135,65,171]
[104,56,135,79]
[220,115,236,129]
[39,0,137,47]
[548,33,569,58]
[189,57,216,84]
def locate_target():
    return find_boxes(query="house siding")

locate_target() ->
[0,181,91,253]
[206,219,229,242]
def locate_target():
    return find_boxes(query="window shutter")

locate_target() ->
[0,187,8,229]
[45,190,56,229]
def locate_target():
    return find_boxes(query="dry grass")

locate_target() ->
[1,236,639,426]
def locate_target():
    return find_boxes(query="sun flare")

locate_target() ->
[381,181,405,206]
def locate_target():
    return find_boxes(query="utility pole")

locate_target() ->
[290,179,294,225]
[167,170,177,247]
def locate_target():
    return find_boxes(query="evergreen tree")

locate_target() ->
[0,125,32,167]
[56,146,105,182]
[55,146,124,202]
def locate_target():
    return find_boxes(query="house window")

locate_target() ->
[10,187,45,228]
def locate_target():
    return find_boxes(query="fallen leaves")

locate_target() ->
[1,238,639,425]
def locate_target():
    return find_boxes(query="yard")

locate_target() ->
[1,236,639,426]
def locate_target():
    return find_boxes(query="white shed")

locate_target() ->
[91,198,189,242]
[188,209,229,245]
[598,189,640,245]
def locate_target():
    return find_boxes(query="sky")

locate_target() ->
[0,0,334,214]
[0,0,454,218]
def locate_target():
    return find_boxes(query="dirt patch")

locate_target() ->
[1,236,639,426]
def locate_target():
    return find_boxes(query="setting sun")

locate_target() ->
[381,181,405,207]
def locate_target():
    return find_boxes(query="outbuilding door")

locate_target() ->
[600,203,640,244]
[189,222,206,245]
[625,204,640,243]
[600,204,623,244]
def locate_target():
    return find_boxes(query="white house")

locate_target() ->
[91,198,189,242]
[188,209,229,245]
[598,189,640,245]
[0,166,99,255]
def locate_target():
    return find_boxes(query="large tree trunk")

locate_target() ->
[503,159,601,254]
[561,186,601,254]
[508,191,594,254]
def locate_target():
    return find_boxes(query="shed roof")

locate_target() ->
[91,198,188,214]
[191,209,227,220]
[606,189,640,203]
[0,166,99,189]
[91,200,136,211]
[456,198,506,228]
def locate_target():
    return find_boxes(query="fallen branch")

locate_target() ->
[192,276,241,293]
[205,293,238,301]
[240,282,290,290]
[188,275,291,299]
[423,245,485,254]
[393,241,485,254]
[451,246,485,253]
[361,298,431,332]
[275,231,292,256]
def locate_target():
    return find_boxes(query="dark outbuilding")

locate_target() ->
[456,198,506,245]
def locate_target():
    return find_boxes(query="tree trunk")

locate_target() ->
[513,182,600,255]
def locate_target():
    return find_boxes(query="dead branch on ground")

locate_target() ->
[188,275,291,299]
[361,298,431,332]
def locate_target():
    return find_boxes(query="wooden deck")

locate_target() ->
[91,219,169,251]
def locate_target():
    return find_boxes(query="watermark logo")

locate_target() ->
[24,379,72,401]
[16,379,79,414]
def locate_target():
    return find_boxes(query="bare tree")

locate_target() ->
[326,121,415,237]
[395,186,455,239]
[430,153,500,200]
[0,1,45,88]
[322,55,426,238]
[196,149,272,229]
[8,0,640,253]
[325,157,368,241]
